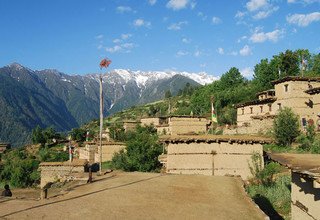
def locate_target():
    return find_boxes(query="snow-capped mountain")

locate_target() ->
[0,63,216,145]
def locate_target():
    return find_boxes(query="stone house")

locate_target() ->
[0,143,10,154]
[159,135,272,180]
[267,153,320,220]
[232,76,320,134]
[141,116,210,135]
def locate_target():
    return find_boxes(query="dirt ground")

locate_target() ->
[0,172,266,220]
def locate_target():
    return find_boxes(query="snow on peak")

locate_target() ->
[112,69,217,86]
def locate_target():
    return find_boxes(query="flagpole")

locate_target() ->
[99,73,103,175]
[98,58,111,176]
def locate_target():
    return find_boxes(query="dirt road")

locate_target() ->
[0,172,266,220]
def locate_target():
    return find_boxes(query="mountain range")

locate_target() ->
[0,63,216,146]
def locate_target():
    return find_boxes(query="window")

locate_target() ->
[250,107,253,114]
[268,104,272,112]
[277,103,282,110]
[260,106,263,113]
[241,108,244,115]
[284,84,288,92]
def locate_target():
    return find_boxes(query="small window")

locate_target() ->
[278,103,282,110]
[241,108,244,115]
[268,104,272,112]
[302,118,307,128]
[260,106,263,113]
[250,107,253,114]
[284,84,288,92]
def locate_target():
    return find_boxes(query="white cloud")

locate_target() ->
[197,12,207,21]
[121,33,132,40]
[95,34,104,39]
[212,16,222,24]
[200,63,207,67]
[253,6,279,19]
[194,50,201,57]
[166,0,189,10]
[148,0,157,5]
[106,45,122,53]
[176,50,189,57]
[116,6,132,13]
[182,38,191,43]
[250,29,283,43]
[217,47,224,55]
[235,11,246,18]
[133,19,151,28]
[239,45,252,56]
[286,12,320,27]
[168,21,188,30]
[246,0,268,11]
[240,67,254,78]
[113,39,121,43]
[237,36,247,43]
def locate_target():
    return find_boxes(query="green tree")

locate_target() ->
[111,125,162,172]
[31,125,46,145]
[69,128,86,142]
[279,50,299,77]
[109,123,126,141]
[273,107,300,146]
[0,149,40,187]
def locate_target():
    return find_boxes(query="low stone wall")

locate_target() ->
[224,117,274,135]
[169,117,209,135]
[291,172,320,220]
[161,135,267,180]
[39,159,88,188]
[79,143,97,163]
[94,143,126,162]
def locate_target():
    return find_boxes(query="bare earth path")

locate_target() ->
[0,172,266,220]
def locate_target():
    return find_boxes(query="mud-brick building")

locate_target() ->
[268,153,320,220]
[79,141,125,163]
[141,116,210,135]
[160,135,272,180]
[232,77,320,134]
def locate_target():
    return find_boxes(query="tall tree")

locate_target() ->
[279,50,299,77]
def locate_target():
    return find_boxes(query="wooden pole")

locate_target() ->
[99,74,103,175]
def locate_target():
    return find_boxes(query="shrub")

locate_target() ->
[0,149,40,187]
[249,152,281,185]
[273,107,300,147]
[69,128,86,142]
[111,125,163,172]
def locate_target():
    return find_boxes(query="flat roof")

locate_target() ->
[256,89,275,96]
[272,76,320,85]
[160,134,273,144]
[40,159,88,167]
[267,153,320,179]
[235,97,276,108]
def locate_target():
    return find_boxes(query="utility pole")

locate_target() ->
[99,58,112,175]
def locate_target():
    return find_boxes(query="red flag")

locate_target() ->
[99,58,112,69]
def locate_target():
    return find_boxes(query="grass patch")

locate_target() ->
[246,175,291,220]
[101,161,113,170]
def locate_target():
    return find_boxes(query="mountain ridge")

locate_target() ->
[0,63,216,145]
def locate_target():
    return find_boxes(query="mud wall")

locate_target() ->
[166,141,263,180]
[291,172,320,220]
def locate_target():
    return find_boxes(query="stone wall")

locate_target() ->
[169,117,209,135]
[79,143,97,163]
[141,118,160,127]
[39,160,87,188]
[94,143,126,162]
[291,172,320,220]
[165,141,263,180]
[224,117,274,135]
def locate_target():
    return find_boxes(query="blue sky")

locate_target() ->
[0,0,319,78]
